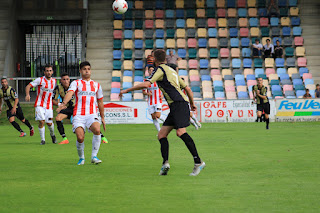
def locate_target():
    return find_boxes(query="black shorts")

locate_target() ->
[7,106,25,120]
[257,102,270,114]
[58,108,74,119]
[163,101,190,129]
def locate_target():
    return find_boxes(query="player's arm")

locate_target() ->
[120,81,151,97]
[184,86,197,111]
[97,98,106,131]
[256,90,267,100]
[57,90,74,112]
[25,78,40,102]
[11,88,19,114]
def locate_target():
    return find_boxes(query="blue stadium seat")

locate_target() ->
[270,80,280,85]
[225,75,234,80]
[305,79,314,85]
[127,0,133,9]
[191,86,201,93]
[243,59,252,68]
[273,90,283,98]
[293,27,302,36]
[113,60,122,70]
[227,0,236,7]
[235,74,245,81]
[156,29,164,38]
[241,38,250,47]
[200,70,210,75]
[229,28,238,37]
[292,73,301,79]
[122,93,132,101]
[112,76,121,82]
[200,59,209,69]
[134,60,143,69]
[247,74,256,80]
[207,0,216,8]
[299,67,309,76]
[275,58,285,67]
[254,58,263,68]
[296,90,305,97]
[176,9,184,18]
[278,0,287,7]
[289,0,297,6]
[232,59,241,68]
[281,79,292,85]
[236,80,246,86]
[176,19,185,28]
[124,20,133,29]
[113,50,122,60]
[111,88,121,93]
[285,90,296,99]
[123,82,133,89]
[198,39,207,48]
[277,68,286,76]
[258,8,268,17]
[166,10,174,18]
[134,70,144,76]
[179,69,188,76]
[124,49,132,60]
[213,81,223,87]
[282,27,291,36]
[286,58,296,67]
[272,85,282,91]
[215,92,225,99]
[270,17,279,27]
[255,68,264,78]
[221,59,230,68]
[233,69,242,76]
[201,75,211,81]
[156,39,165,48]
[238,8,247,17]
[242,48,251,57]
[249,18,259,27]
[134,40,143,49]
[220,38,228,47]
[124,30,133,39]
[280,74,290,81]
[177,49,186,58]
[134,76,144,82]
[238,91,249,99]
[294,85,305,91]
[208,28,217,37]
[230,38,239,47]
[291,17,301,26]
[113,13,122,20]
[123,70,133,76]
[155,0,164,9]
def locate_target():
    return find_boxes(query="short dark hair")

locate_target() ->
[316,84,319,87]
[80,61,91,70]
[266,39,271,42]
[306,89,309,92]
[257,77,263,80]
[44,64,53,70]
[255,39,259,42]
[60,73,69,78]
[154,49,166,63]
[276,40,280,42]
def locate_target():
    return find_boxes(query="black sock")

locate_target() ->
[159,138,169,164]
[266,118,269,127]
[23,119,32,129]
[11,121,23,133]
[259,117,263,122]
[180,133,201,164]
[56,121,66,138]
[101,134,105,138]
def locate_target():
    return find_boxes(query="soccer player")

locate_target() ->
[52,73,108,144]
[120,49,205,176]
[0,78,34,137]
[252,77,270,129]
[181,77,202,130]
[57,61,106,165]
[143,66,166,132]
[25,65,57,145]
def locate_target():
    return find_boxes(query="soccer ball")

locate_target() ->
[112,0,128,14]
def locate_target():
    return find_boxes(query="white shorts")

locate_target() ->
[148,104,162,115]
[72,114,101,133]
[35,107,53,123]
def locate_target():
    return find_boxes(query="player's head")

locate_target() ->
[306,89,310,93]
[316,84,320,89]
[169,49,173,55]
[154,49,166,66]
[79,61,91,79]
[148,65,155,75]
[60,73,70,88]
[1,77,8,88]
[44,64,53,78]
[257,77,263,86]
[255,39,259,44]
[276,40,280,46]
[266,39,271,44]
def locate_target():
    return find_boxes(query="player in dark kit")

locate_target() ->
[0,78,34,137]
[252,77,270,129]
[119,49,205,176]
[52,73,108,144]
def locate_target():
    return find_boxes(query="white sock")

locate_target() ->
[153,119,161,132]
[190,118,198,128]
[91,134,101,158]
[76,141,85,159]
[38,126,45,141]
[192,114,200,125]
[159,114,166,122]
[47,123,55,136]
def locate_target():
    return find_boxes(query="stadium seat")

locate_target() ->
[210,59,220,68]
[155,20,164,28]
[242,48,251,57]
[134,40,143,49]
[220,48,229,58]
[166,29,175,38]
[258,8,267,16]
[206,8,216,18]
[155,29,164,39]
[281,17,290,26]
[243,59,253,68]
[290,7,299,16]
[238,8,247,17]
[155,10,164,18]
[123,50,132,60]
[232,58,241,68]
[231,48,240,58]
[249,18,258,27]
[291,17,301,26]
[221,59,230,68]
[280,7,288,16]
[282,27,291,37]
[299,67,309,76]
[176,9,184,18]
[219,38,228,47]
[296,90,305,98]
[186,9,196,18]
[218,18,227,27]
[240,28,249,37]
[289,0,297,6]
[285,47,294,57]
[210,48,219,58]
[208,38,218,48]
[177,29,186,38]
[208,19,216,28]
[260,17,269,26]
[293,27,302,37]
[145,20,154,29]
[239,18,248,27]
[271,27,281,37]
[113,50,122,60]
[298,57,307,67]
[199,59,209,69]
[296,47,305,57]
[207,0,216,7]
[208,28,217,38]
[254,58,263,68]
[241,38,250,47]
[124,20,133,29]
[291,73,301,79]
[275,58,285,67]
[198,28,207,38]
[248,8,257,17]
[286,58,296,67]
[270,17,279,27]
[198,38,207,48]
[230,28,238,37]
[197,9,206,18]
[255,68,264,78]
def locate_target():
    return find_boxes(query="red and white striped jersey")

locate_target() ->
[29,77,57,110]
[68,79,103,116]
[144,82,162,106]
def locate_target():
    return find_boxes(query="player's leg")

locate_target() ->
[149,105,160,132]
[75,126,85,165]
[264,103,271,129]
[157,125,174,175]
[7,111,25,137]
[56,113,69,144]
[257,110,262,122]
[35,107,46,144]
[189,111,199,130]
[45,109,56,144]
[89,121,102,164]
[16,107,33,136]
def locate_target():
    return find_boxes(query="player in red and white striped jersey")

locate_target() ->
[57,61,106,165]
[181,77,202,130]
[25,64,57,145]
[143,66,166,132]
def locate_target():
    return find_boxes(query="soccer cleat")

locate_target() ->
[51,135,57,144]
[189,162,206,176]
[159,162,170,175]
[91,156,102,164]
[19,132,26,137]
[266,125,269,130]
[197,122,202,128]
[59,137,69,144]
[77,158,85,165]
[195,125,199,130]
[30,127,34,136]
[101,136,108,144]
[40,140,45,145]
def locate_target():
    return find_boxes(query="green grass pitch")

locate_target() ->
[0,106,319,212]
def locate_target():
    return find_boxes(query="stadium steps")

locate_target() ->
[86,0,113,101]
[300,0,320,84]
[0,1,10,77]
